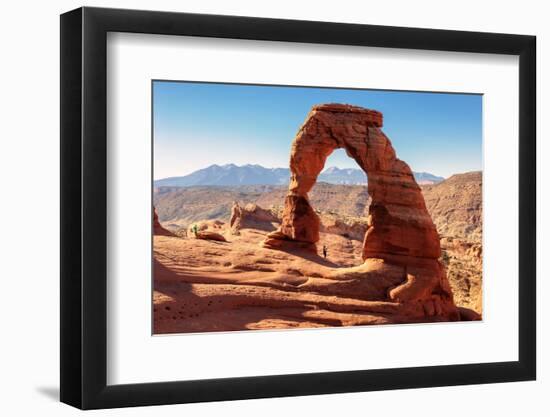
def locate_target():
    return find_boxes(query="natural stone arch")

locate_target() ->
[263,103,441,263]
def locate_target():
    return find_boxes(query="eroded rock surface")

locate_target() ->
[319,213,368,241]
[230,202,279,234]
[153,207,174,236]
[187,219,225,236]
[195,231,227,242]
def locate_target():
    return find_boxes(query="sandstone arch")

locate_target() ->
[262,104,459,318]
[264,103,440,263]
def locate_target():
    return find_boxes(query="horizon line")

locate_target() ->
[152,163,482,182]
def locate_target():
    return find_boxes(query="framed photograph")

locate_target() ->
[60,6,536,409]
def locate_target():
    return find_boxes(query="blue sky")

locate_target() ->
[153,81,482,179]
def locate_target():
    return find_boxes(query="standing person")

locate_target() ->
[322,244,328,259]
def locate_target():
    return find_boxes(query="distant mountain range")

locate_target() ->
[154,164,445,187]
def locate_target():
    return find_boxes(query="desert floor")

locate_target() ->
[154,228,470,334]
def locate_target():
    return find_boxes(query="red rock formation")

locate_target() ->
[264,103,439,259]
[263,103,458,320]
[153,207,173,236]
[195,231,227,242]
[230,202,279,233]
[185,220,228,242]
[319,213,368,241]
[187,219,225,237]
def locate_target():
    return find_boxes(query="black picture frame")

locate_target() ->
[60,6,536,410]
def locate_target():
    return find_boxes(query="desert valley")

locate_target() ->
[153,104,482,334]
